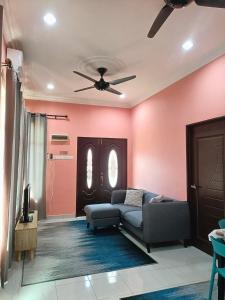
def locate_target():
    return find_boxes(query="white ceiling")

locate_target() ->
[3,0,225,107]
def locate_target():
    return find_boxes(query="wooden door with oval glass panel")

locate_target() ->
[76,137,127,216]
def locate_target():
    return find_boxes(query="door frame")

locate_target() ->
[186,115,225,251]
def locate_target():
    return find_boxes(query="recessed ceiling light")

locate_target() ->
[43,13,56,26]
[47,83,55,90]
[120,94,126,99]
[182,40,194,51]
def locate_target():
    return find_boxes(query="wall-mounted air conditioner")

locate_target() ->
[51,134,69,142]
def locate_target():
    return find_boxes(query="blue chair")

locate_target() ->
[208,237,225,300]
[218,219,225,229]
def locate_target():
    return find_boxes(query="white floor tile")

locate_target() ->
[13,281,57,300]
[55,274,89,286]
[0,262,23,300]
[0,289,13,300]
[87,271,120,281]
[89,275,132,300]
[150,246,211,269]
[56,279,97,300]
[119,268,169,294]
[172,263,212,285]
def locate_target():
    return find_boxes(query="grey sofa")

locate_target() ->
[111,190,191,253]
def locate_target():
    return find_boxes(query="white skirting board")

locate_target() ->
[40,215,77,224]
[47,214,75,219]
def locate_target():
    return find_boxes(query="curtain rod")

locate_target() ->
[30,113,68,120]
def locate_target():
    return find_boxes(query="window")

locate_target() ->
[86,148,93,189]
[108,149,118,188]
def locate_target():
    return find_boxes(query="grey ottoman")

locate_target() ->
[84,203,120,231]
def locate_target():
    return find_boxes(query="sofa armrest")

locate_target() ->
[142,201,191,243]
[111,190,126,204]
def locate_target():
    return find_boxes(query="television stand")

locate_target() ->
[15,210,38,261]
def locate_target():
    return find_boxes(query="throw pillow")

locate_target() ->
[124,189,144,207]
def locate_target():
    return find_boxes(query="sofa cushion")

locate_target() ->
[124,189,143,207]
[84,204,120,219]
[123,211,143,228]
[112,204,141,217]
[143,192,158,204]
[150,194,165,203]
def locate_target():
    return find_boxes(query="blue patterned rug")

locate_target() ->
[22,220,156,286]
[121,281,217,300]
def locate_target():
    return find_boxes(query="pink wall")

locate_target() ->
[26,53,225,215]
[131,54,225,200]
[25,101,132,217]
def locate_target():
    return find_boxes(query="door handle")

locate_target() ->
[190,184,202,190]
[100,174,104,186]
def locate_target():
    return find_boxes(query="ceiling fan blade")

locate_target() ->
[105,87,122,95]
[147,5,174,38]
[74,86,94,92]
[73,71,96,83]
[109,75,136,85]
[195,0,225,8]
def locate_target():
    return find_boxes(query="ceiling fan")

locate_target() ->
[148,0,225,38]
[73,67,136,96]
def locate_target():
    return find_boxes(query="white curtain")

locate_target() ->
[28,114,47,219]
[15,107,29,218]
[7,78,22,268]
[0,67,21,287]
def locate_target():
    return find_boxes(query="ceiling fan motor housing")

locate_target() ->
[94,79,109,91]
[165,0,193,8]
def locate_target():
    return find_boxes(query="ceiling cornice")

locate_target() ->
[23,92,132,109]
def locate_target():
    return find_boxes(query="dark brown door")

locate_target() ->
[188,117,225,254]
[76,137,127,216]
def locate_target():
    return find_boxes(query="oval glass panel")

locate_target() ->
[108,149,118,188]
[87,148,93,189]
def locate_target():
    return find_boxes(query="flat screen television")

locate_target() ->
[21,184,33,223]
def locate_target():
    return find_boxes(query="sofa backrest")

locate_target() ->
[111,189,182,205]
[111,190,127,204]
